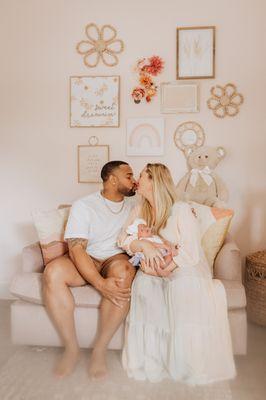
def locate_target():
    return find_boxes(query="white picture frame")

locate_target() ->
[177,26,215,79]
[78,145,110,183]
[70,76,120,127]
[161,82,199,113]
[126,118,164,156]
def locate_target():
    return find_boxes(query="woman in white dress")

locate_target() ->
[117,163,236,384]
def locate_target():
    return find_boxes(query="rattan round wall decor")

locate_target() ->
[174,121,205,151]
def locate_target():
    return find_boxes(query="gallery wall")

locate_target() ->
[0,0,265,296]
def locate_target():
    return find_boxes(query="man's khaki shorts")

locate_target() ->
[90,253,131,278]
[46,252,132,281]
[60,252,130,276]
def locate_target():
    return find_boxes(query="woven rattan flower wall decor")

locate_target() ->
[207,83,244,118]
[76,23,124,68]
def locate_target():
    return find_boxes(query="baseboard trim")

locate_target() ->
[0,282,15,300]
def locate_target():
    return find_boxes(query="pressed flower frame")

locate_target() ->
[177,26,215,79]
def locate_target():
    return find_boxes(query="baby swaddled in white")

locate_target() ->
[126,218,179,276]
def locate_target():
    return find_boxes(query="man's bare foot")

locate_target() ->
[54,348,80,378]
[88,348,108,380]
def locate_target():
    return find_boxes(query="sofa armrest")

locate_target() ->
[22,242,44,273]
[213,234,242,282]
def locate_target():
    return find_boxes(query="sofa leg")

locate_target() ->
[228,309,247,355]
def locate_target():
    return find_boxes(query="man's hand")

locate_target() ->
[67,237,131,308]
[97,277,131,308]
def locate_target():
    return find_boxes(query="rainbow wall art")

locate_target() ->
[126,118,164,156]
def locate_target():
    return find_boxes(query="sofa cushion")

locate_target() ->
[10,272,101,308]
[189,202,234,274]
[22,242,45,273]
[213,235,241,281]
[31,206,71,266]
[10,272,246,311]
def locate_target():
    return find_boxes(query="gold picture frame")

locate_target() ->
[77,139,110,183]
[70,76,120,127]
[176,26,215,79]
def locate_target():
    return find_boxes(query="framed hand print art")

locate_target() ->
[177,26,215,79]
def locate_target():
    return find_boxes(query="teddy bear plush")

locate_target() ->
[176,145,229,207]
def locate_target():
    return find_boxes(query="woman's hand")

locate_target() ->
[140,260,159,276]
[139,240,169,271]
[154,259,178,277]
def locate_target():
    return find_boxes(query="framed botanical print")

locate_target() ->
[77,143,109,183]
[70,76,120,127]
[176,26,215,79]
[161,82,199,113]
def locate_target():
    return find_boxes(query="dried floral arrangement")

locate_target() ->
[131,56,164,103]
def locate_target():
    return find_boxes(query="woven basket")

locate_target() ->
[245,250,266,326]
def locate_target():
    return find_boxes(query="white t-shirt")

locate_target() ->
[64,191,135,260]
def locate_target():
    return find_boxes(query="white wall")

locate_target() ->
[1,0,265,295]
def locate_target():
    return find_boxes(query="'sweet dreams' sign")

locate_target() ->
[70,76,119,127]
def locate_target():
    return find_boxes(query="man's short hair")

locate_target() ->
[101,161,129,182]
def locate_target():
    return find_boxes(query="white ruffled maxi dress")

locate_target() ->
[118,201,236,384]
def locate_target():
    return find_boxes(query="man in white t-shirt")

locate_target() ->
[43,161,137,379]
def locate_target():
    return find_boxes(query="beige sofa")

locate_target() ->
[10,234,247,354]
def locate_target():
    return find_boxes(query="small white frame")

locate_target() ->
[161,82,199,113]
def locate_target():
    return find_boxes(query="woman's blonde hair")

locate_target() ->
[140,163,177,234]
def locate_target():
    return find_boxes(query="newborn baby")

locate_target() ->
[126,218,179,276]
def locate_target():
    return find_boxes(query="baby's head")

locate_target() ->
[138,224,153,239]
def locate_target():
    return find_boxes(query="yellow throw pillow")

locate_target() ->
[188,201,234,274]
[32,206,71,265]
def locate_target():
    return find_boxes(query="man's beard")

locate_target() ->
[118,184,136,197]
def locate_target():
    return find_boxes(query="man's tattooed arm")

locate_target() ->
[67,238,88,262]
[67,238,88,250]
